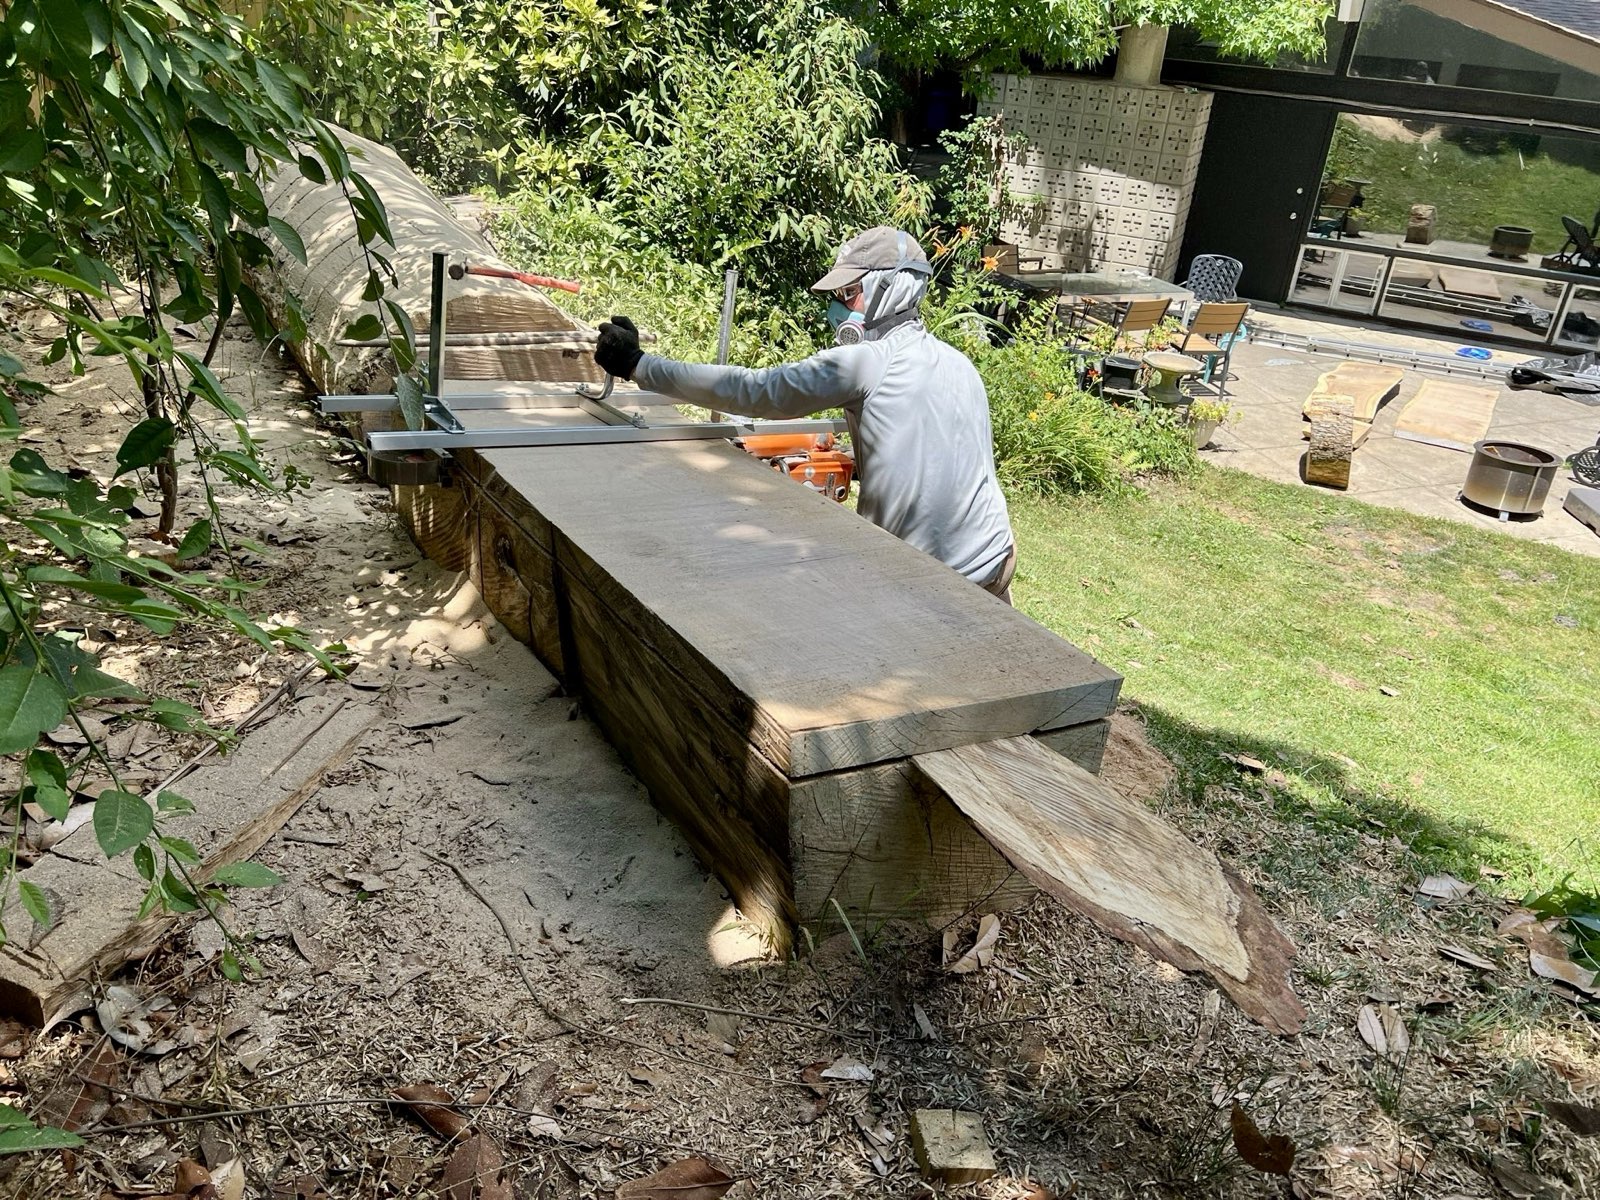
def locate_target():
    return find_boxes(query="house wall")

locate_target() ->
[979,74,1212,279]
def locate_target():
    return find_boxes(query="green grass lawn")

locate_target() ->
[1011,466,1600,886]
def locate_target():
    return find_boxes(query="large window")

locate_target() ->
[1350,0,1600,102]
[1166,19,1347,73]
[1316,113,1600,257]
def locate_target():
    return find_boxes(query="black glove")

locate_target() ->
[595,314,644,380]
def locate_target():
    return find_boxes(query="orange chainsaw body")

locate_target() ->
[738,432,855,502]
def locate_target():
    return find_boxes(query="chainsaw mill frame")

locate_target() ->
[318,253,847,455]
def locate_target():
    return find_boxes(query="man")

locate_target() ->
[593,226,1018,603]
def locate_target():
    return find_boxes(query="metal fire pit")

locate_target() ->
[1460,439,1560,520]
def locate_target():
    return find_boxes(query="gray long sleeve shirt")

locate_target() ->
[634,321,1013,586]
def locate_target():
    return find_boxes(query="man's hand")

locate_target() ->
[595,315,644,381]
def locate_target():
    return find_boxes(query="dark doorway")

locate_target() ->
[1178,93,1338,302]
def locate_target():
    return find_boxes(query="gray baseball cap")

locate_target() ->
[811,226,932,292]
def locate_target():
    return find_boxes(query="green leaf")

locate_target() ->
[176,519,212,562]
[341,314,382,342]
[26,566,145,606]
[190,120,249,175]
[178,353,245,422]
[0,1105,31,1131]
[0,666,69,755]
[9,449,70,496]
[296,153,326,185]
[0,130,45,175]
[396,373,425,432]
[93,789,153,858]
[133,842,156,881]
[155,790,193,813]
[114,417,176,477]
[158,835,200,865]
[26,750,70,823]
[361,269,382,303]
[212,861,283,889]
[267,217,307,265]
[0,1123,82,1155]
[219,948,243,982]
[159,867,198,912]
[126,598,184,634]
[254,59,302,117]
[144,698,204,730]
[39,0,94,62]
[73,665,143,700]
[350,173,396,245]
[17,882,53,931]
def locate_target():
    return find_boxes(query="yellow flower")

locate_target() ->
[1044,392,1056,402]
[981,254,999,272]
[958,225,974,242]
[1027,411,1039,421]
[933,239,950,257]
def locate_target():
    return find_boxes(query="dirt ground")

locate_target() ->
[0,313,1597,1199]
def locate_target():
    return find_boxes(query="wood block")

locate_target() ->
[914,736,1305,1034]
[1394,379,1498,453]
[910,1110,997,1184]
[1437,266,1504,300]
[1305,396,1354,489]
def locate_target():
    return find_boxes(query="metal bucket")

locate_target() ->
[1461,440,1559,517]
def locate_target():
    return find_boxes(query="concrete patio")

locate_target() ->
[1197,306,1600,558]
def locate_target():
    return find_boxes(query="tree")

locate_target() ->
[864,0,1334,80]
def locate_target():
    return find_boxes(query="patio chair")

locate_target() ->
[1311,181,1358,240]
[1181,255,1243,304]
[1552,214,1600,271]
[1081,297,1172,350]
[1169,302,1249,398]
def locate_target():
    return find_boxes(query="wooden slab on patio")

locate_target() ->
[1394,378,1500,452]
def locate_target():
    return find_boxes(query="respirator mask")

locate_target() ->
[828,299,865,345]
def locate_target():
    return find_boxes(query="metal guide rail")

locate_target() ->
[1249,326,1523,382]
[318,253,846,455]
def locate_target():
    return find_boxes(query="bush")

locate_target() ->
[975,337,1198,497]
[491,191,825,367]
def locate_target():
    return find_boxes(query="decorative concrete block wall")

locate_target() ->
[977,74,1211,279]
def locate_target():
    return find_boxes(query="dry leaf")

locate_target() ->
[270,1174,330,1200]
[1417,874,1473,901]
[1227,753,1267,773]
[211,1158,245,1200]
[442,1134,513,1200]
[391,1083,470,1141]
[1439,944,1496,971]
[912,1003,939,1040]
[614,1156,735,1200]
[1356,1003,1409,1061]
[819,1055,874,1082]
[1229,1104,1295,1176]
[1544,1099,1600,1137]
[1488,1154,1560,1199]
[944,914,1000,975]
[1529,951,1599,996]
[528,1113,563,1140]
[0,1017,30,1060]
[705,1012,741,1049]
[628,1065,666,1088]
[290,927,330,973]
[175,1161,212,1191]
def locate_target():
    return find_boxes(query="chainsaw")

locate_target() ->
[737,432,855,502]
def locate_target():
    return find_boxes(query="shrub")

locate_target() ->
[975,338,1198,497]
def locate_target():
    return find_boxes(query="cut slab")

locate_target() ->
[0,699,376,1025]
[1301,362,1405,423]
[910,1110,997,1184]
[913,735,1305,1034]
[1393,379,1500,452]
[1437,265,1506,300]
[1566,485,1600,536]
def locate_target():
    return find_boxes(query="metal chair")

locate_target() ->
[1552,214,1600,271]
[1181,255,1243,304]
[1170,302,1249,398]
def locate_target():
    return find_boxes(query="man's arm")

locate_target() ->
[634,347,882,420]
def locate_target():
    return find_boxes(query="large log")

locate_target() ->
[1305,396,1354,489]
[254,126,600,397]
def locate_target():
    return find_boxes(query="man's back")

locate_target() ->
[846,324,1012,586]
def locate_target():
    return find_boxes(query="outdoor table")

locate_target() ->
[1004,270,1196,335]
